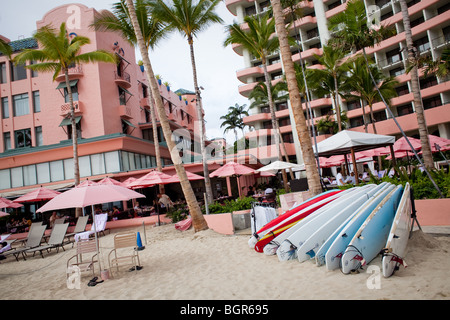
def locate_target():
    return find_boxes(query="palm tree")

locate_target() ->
[224,13,291,190]
[417,48,450,79]
[227,103,249,139]
[124,0,208,231]
[0,38,13,59]
[90,0,166,173]
[14,23,116,193]
[270,0,323,196]
[150,0,223,205]
[398,0,434,169]
[345,56,398,134]
[309,45,349,131]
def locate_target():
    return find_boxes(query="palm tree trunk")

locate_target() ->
[125,0,208,231]
[398,0,434,169]
[65,69,81,217]
[148,89,163,172]
[188,38,214,204]
[271,0,322,196]
[333,76,342,131]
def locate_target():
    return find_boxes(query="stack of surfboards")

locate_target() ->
[248,182,412,278]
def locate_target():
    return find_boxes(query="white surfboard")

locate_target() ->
[248,190,342,249]
[262,188,358,256]
[341,185,403,274]
[382,183,411,278]
[319,183,394,270]
[296,184,380,263]
[276,184,375,261]
[273,187,362,260]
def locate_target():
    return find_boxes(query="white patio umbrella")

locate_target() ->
[256,160,305,172]
[36,184,145,273]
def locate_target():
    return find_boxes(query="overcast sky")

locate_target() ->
[0,0,249,143]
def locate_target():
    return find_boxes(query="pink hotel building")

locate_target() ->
[0,4,210,200]
[226,0,450,164]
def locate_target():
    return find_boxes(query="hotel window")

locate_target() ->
[395,85,409,96]
[3,132,11,151]
[373,111,387,122]
[390,67,404,77]
[35,126,43,146]
[13,93,29,117]
[350,116,364,128]
[33,91,40,113]
[346,100,361,111]
[397,103,414,116]
[443,26,450,43]
[420,76,437,89]
[1,97,9,119]
[261,106,270,113]
[386,48,402,65]
[245,5,256,16]
[0,62,6,83]
[276,102,288,111]
[423,96,442,110]
[278,117,291,127]
[414,36,430,53]
[306,27,319,40]
[64,84,78,103]
[282,132,294,143]
[10,61,27,81]
[14,128,32,148]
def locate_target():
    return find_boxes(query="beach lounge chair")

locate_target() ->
[65,216,89,246]
[67,238,99,278]
[14,222,43,246]
[2,225,47,261]
[74,214,108,242]
[108,231,141,277]
[24,223,69,259]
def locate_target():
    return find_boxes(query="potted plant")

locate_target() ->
[177,92,182,100]
[138,60,144,72]
[163,81,171,92]
[155,74,162,85]
[183,97,188,105]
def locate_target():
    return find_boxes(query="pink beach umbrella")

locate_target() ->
[393,136,422,152]
[209,161,257,178]
[36,184,145,273]
[36,184,145,213]
[427,135,450,152]
[13,186,61,203]
[76,179,98,188]
[122,177,138,189]
[0,210,10,217]
[0,197,23,209]
[210,161,257,198]
[97,176,127,188]
[128,170,175,189]
[166,171,205,183]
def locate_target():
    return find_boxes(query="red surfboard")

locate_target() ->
[253,190,343,253]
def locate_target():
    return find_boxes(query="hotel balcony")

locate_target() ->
[119,104,133,119]
[55,64,83,82]
[60,100,82,116]
[114,71,131,89]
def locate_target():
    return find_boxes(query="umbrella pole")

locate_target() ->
[92,205,101,273]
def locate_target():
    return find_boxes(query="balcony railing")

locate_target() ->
[114,71,131,88]
[60,100,82,116]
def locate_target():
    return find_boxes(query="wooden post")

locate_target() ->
[351,147,359,185]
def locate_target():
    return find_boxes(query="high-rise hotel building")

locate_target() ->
[0,3,207,200]
[226,0,450,164]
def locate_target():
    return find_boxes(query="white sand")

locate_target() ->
[0,224,449,300]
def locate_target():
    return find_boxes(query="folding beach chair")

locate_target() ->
[24,223,69,259]
[108,231,141,277]
[67,238,99,278]
[14,222,43,246]
[2,225,47,261]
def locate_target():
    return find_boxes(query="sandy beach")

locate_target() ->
[0,223,449,301]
